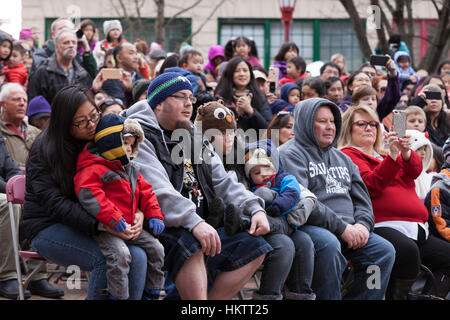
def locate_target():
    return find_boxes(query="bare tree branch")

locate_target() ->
[164,0,203,27]
[371,0,389,54]
[338,0,373,60]
[381,0,395,14]
[176,0,227,51]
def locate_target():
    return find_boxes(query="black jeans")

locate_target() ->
[375,226,450,280]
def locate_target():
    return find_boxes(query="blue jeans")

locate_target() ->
[301,225,395,300]
[31,224,147,300]
[258,233,295,298]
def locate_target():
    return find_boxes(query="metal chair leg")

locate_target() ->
[8,202,24,300]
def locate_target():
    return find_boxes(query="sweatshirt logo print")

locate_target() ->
[309,161,350,194]
[325,174,347,194]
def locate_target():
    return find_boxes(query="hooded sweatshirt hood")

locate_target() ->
[292,98,342,151]
[394,50,411,64]
[408,129,433,171]
[0,32,13,61]
[279,97,374,234]
[204,45,225,75]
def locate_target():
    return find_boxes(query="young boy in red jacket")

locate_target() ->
[74,113,165,300]
[2,43,28,86]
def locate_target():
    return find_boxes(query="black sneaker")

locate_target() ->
[224,204,251,236]
[28,279,64,299]
[0,279,31,300]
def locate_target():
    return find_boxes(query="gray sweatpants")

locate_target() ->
[94,229,165,300]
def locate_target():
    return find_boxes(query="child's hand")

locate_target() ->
[149,218,165,236]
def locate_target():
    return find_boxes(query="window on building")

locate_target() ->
[319,21,364,73]
[270,21,314,63]
[219,21,266,65]
[219,18,364,73]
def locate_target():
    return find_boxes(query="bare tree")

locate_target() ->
[110,0,226,49]
[339,0,450,72]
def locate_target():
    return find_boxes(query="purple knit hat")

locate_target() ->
[27,96,51,119]
[19,29,33,40]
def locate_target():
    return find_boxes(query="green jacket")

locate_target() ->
[0,119,41,167]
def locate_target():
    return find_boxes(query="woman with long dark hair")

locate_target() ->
[22,86,148,300]
[214,57,272,133]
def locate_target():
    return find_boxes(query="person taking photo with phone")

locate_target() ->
[338,104,450,300]
[214,57,272,134]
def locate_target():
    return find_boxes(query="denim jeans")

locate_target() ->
[301,225,395,300]
[31,223,147,300]
[257,233,295,298]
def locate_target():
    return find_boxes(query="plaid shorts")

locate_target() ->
[159,227,273,282]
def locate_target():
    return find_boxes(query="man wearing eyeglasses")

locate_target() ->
[0,83,65,299]
[123,72,272,300]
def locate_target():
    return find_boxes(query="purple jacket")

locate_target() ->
[77,40,98,55]
[273,60,287,81]
[339,75,400,120]
[203,45,225,75]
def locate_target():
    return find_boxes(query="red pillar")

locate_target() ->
[284,21,291,42]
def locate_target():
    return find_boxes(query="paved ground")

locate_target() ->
[0,264,260,300]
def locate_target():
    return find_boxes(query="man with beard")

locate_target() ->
[122,72,272,299]
[27,29,92,104]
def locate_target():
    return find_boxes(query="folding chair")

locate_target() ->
[6,175,47,300]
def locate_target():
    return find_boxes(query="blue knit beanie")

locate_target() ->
[146,72,193,109]
[27,95,51,119]
[94,114,129,166]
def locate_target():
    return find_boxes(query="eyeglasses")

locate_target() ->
[353,120,379,129]
[170,94,197,104]
[72,112,101,129]
[103,98,124,107]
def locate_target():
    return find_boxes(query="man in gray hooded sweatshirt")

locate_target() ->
[279,97,395,300]
[122,72,272,300]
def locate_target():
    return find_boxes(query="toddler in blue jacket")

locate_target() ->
[231,139,317,300]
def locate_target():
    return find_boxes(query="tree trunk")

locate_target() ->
[418,3,450,73]
[154,0,165,46]
[371,0,389,54]
[339,0,374,61]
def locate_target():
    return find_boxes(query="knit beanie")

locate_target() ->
[244,140,279,178]
[280,83,301,103]
[27,95,51,119]
[146,72,193,109]
[132,79,151,103]
[94,114,129,166]
[103,20,122,37]
[194,100,236,134]
[19,28,33,40]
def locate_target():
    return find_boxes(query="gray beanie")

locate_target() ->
[132,79,151,103]
[103,20,122,36]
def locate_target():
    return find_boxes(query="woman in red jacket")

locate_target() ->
[338,105,450,300]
